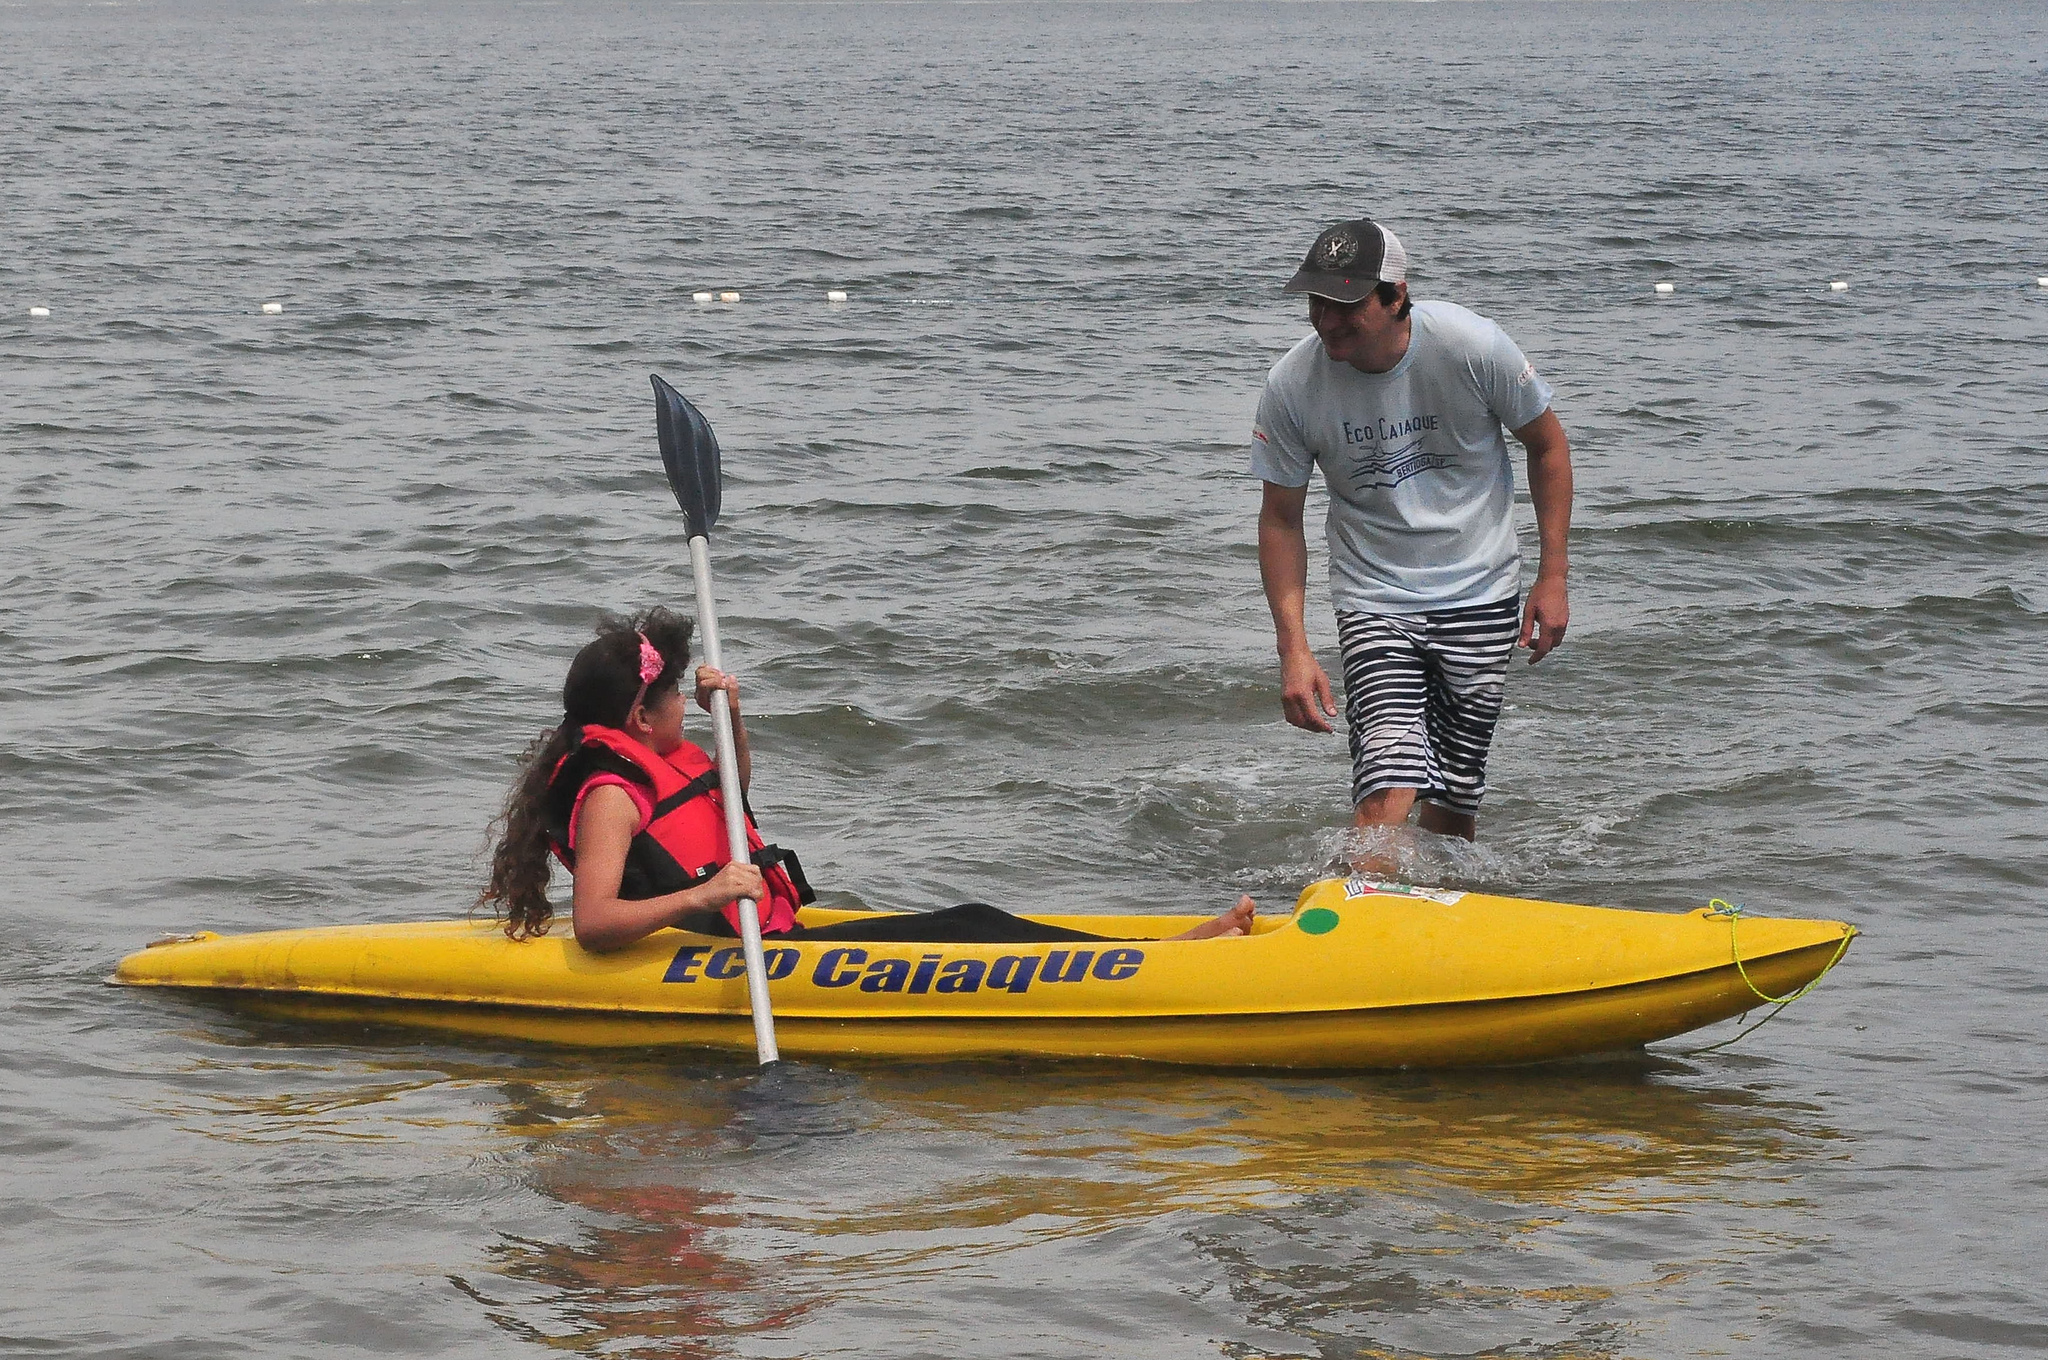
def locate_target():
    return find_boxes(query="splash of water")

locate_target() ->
[1311,824,1526,893]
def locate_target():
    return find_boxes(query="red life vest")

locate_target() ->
[544,724,809,936]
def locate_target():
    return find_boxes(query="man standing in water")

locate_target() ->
[1251,218,1573,842]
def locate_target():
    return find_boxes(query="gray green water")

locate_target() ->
[4,0,2046,1354]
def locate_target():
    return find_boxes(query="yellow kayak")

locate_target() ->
[111,877,1854,1069]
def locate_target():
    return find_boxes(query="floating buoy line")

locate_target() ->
[1643,277,2043,298]
[16,276,2047,322]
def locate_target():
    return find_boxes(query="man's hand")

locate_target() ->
[1280,650,1338,733]
[1519,576,1569,663]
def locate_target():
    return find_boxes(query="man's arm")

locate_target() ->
[1257,480,1338,733]
[1512,408,1573,664]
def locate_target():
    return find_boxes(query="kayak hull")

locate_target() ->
[112,878,1856,1070]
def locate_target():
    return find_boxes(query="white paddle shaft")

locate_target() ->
[688,533,780,1064]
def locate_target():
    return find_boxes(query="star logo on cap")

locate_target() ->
[1313,229,1358,270]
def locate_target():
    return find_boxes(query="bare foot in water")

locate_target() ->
[1168,895,1258,941]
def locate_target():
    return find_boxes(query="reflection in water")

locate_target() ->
[171,1012,1842,1357]
[452,1179,803,1358]
[479,1056,1836,1358]
[465,1064,866,1357]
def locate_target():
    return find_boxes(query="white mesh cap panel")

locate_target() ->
[1377,226,1408,283]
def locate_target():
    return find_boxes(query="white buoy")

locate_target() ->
[826,290,849,303]
[261,302,284,315]
[2037,277,2048,288]
[1829,281,1850,292]
[1653,282,1675,294]
[28,306,50,318]
[693,291,714,304]
[718,291,741,303]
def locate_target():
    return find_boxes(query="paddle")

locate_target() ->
[650,373,779,1065]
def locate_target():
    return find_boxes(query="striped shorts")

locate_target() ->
[1335,596,1520,815]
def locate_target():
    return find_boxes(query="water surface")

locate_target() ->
[4,1,2045,1355]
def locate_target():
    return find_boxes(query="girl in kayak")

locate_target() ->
[478,607,1256,953]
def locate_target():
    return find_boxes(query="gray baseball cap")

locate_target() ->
[1283,219,1409,303]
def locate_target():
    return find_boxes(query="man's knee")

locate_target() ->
[1355,787,1418,826]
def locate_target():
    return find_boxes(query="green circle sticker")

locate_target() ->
[1296,907,1340,936]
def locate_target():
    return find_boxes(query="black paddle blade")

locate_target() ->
[651,373,721,539]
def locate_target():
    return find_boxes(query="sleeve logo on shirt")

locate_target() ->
[1515,362,1537,389]
[1252,425,1269,444]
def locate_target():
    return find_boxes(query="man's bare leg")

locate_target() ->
[1416,800,1476,842]
[1169,895,1258,940]
[1352,788,1420,874]
[1356,787,1419,828]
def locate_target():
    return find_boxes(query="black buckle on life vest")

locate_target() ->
[683,845,817,906]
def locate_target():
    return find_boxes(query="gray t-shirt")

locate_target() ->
[1250,299,1555,614]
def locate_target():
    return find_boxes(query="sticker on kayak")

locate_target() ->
[1343,875,1466,906]
[663,943,1146,994]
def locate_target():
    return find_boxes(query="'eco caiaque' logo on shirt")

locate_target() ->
[1342,413,1441,446]
[1338,412,1451,488]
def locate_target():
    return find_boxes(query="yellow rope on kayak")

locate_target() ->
[1707,897,1852,1005]
[1679,898,1854,1056]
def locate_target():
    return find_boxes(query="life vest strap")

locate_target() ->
[676,843,817,906]
[754,844,817,905]
[648,766,723,820]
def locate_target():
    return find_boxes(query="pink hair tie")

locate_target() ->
[629,632,663,717]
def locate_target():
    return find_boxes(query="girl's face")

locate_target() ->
[628,684,686,754]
